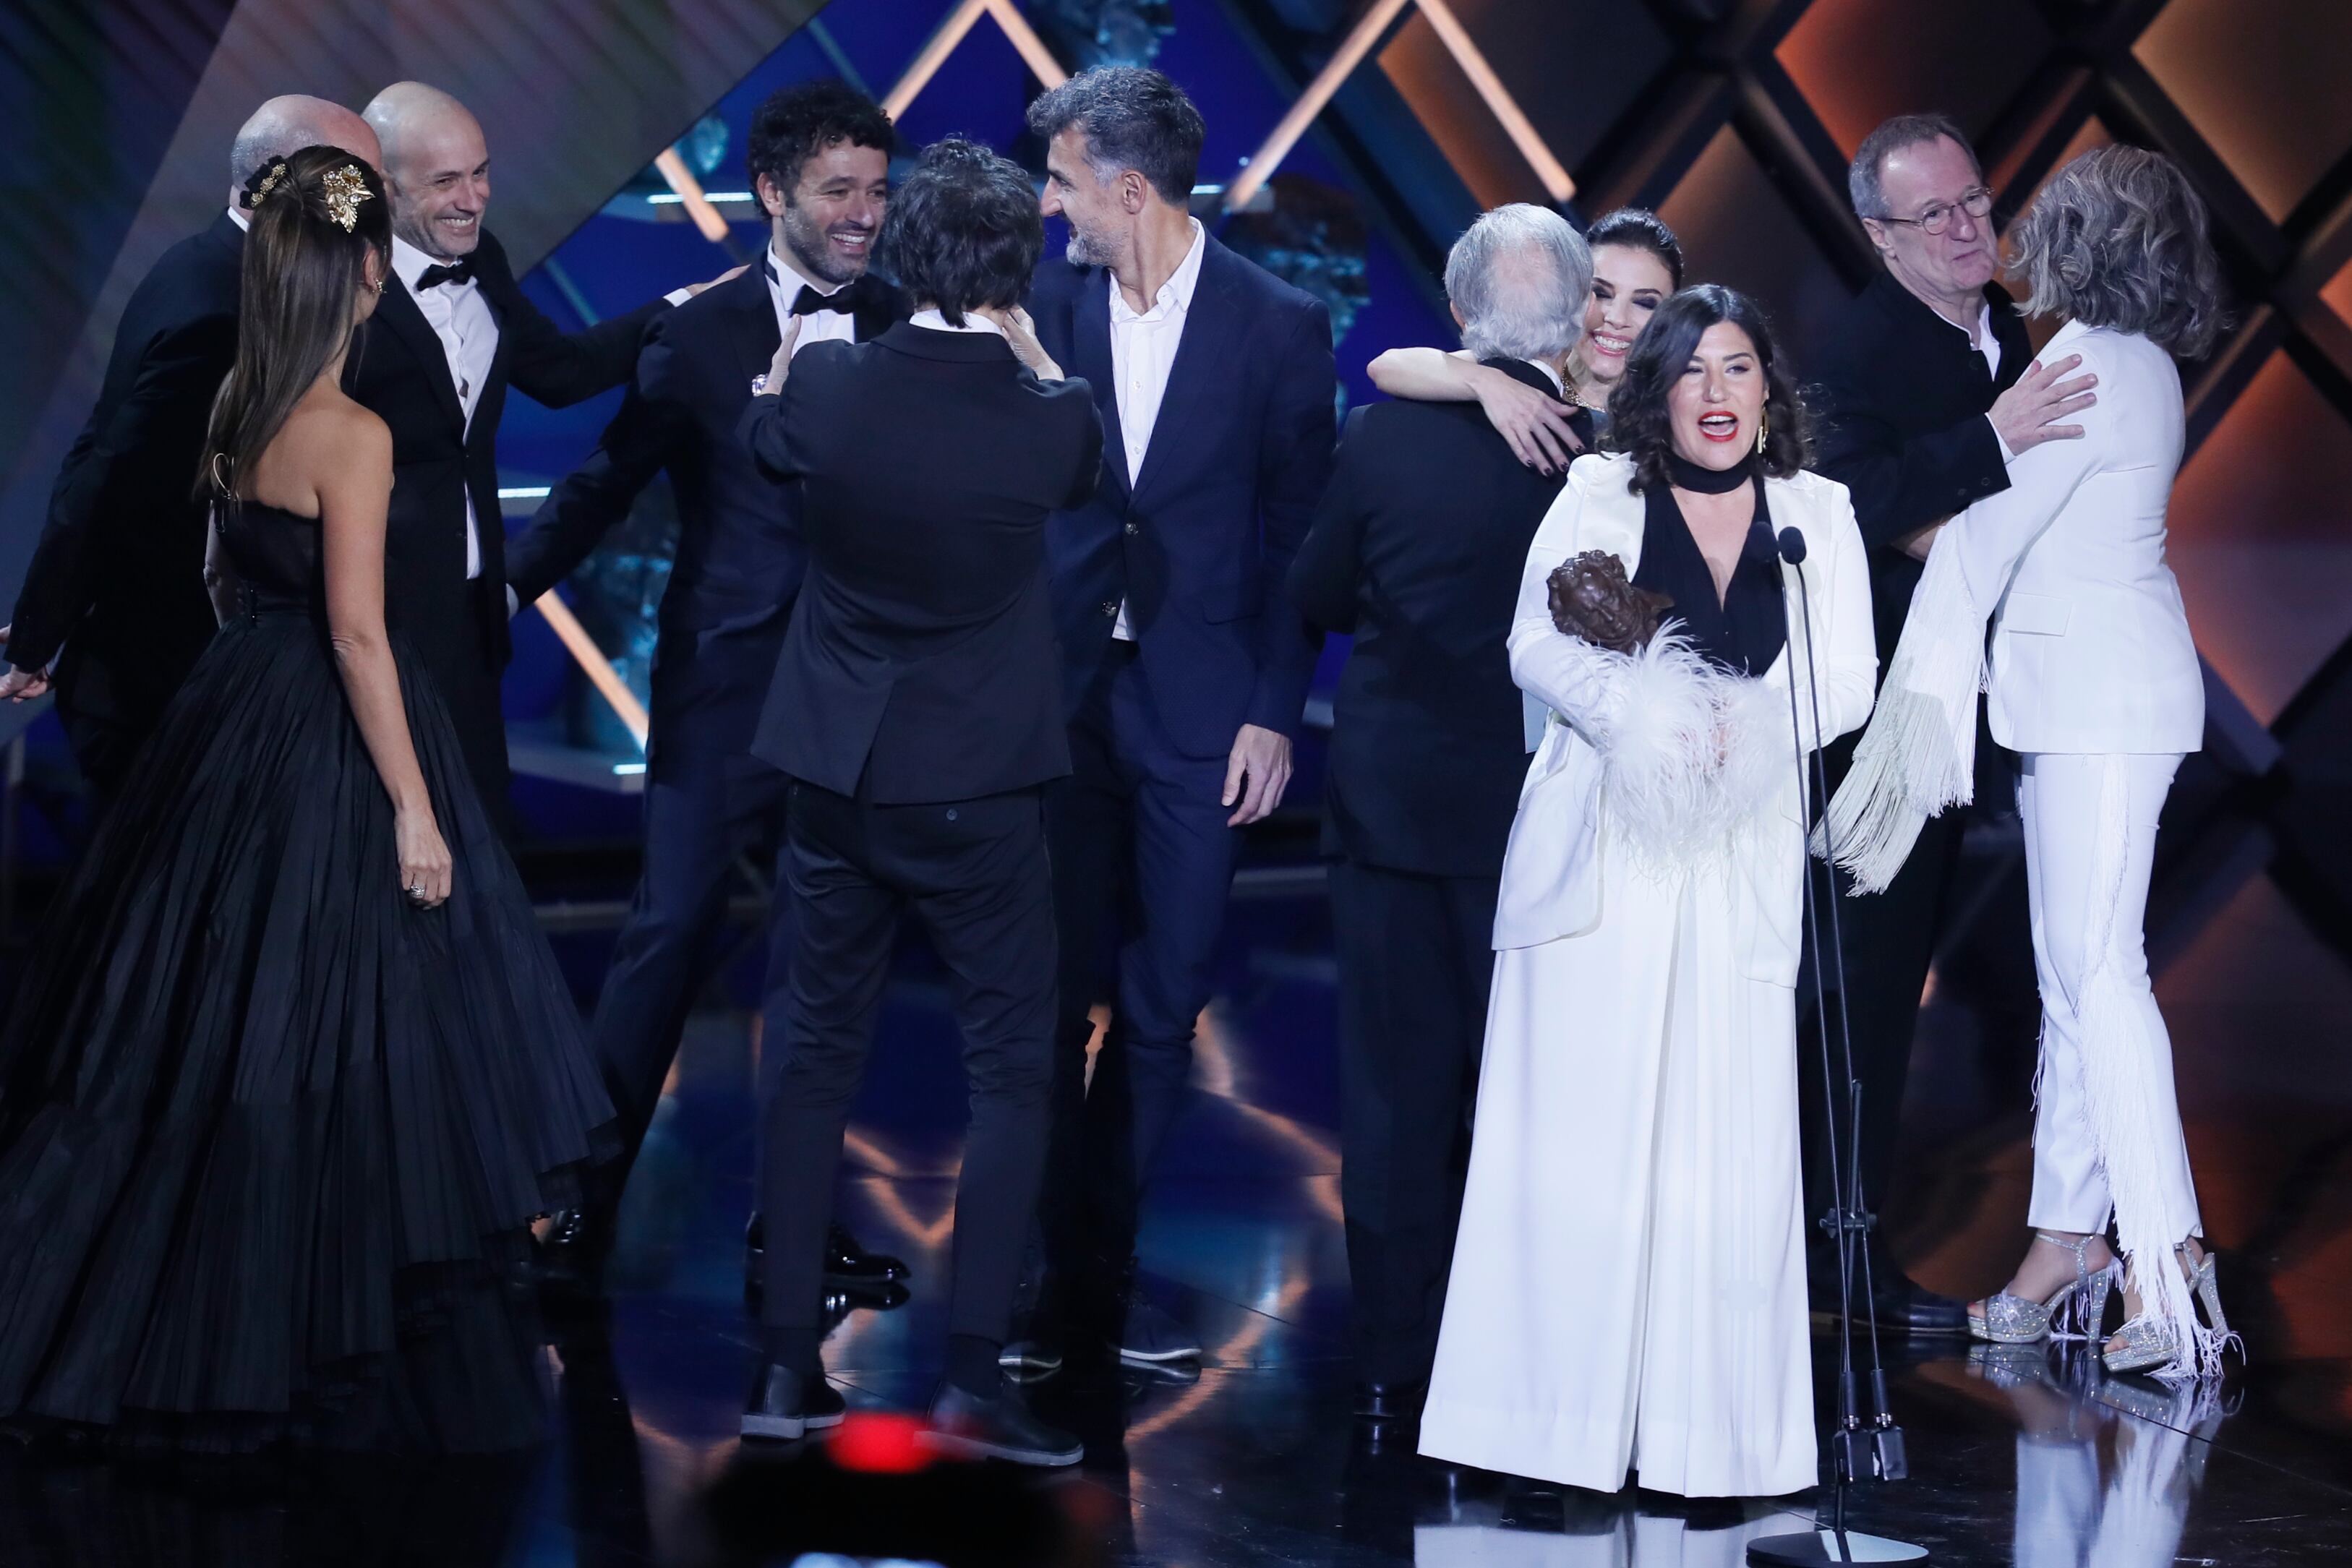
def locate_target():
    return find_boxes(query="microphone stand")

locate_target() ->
[1748,523,1925,1567]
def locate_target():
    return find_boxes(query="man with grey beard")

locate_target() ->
[1019,65,1336,1374]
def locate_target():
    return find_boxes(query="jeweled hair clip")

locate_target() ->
[320,163,372,233]
[241,159,290,210]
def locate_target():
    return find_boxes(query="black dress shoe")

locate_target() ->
[920,1379,1084,1466]
[1813,1269,1971,1334]
[1875,1273,1970,1334]
[534,1208,608,1296]
[743,1214,911,1292]
[1354,1381,1426,1422]
[740,1362,847,1442]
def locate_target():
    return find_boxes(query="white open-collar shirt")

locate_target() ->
[1107,217,1206,641]
[392,236,497,580]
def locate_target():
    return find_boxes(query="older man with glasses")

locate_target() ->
[1805,113,2100,1335]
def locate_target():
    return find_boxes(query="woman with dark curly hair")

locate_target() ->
[1826,145,2233,1381]
[1419,284,1877,1496]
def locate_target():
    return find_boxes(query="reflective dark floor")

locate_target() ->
[4,775,2352,1566]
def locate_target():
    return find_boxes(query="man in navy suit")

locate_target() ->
[505,81,907,1295]
[1019,67,1337,1368]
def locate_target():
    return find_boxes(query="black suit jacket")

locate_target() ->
[506,266,903,766]
[739,324,1103,804]
[1026,237,1335,758]
[9,211,242,747]
[1810,272,2032,665]
[1290,359,1580,878]
[344,229,662,777]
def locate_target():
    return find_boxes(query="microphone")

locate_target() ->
[1748,516,1922,1568]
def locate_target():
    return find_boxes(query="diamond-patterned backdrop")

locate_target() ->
[1224,0,2352,774]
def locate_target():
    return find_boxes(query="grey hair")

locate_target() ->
[1025,66,1203,206]
[230,95,373,192]
[2009,145,2229,359]
[1445,204,1594,365]
[1849,112,1978,218]
[230,103,304,190]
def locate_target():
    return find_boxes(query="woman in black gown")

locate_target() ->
[0,146,612,1452]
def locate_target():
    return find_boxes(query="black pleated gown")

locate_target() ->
[0,499,614,1452]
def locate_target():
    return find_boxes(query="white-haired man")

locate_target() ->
[1,96,380,811]
[1288,203,1593,1430]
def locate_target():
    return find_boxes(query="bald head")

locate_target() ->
[363,82,489,260]
[228,95,380,205]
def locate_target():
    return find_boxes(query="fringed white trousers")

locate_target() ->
[2018,752,2202,1243]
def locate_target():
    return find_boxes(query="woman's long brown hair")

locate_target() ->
[198,144,390,504]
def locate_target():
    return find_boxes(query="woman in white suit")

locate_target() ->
[1826,146,2233,1379]
[1421,286,1877,1497]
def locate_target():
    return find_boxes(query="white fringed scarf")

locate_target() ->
[1817,534,1983,891]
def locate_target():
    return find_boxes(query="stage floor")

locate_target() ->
[4,779,2351,1566]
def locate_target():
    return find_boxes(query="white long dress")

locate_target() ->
[1419,453,1878,1498]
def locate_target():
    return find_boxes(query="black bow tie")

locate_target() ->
[782,271,884,318]
[414,257,476,291]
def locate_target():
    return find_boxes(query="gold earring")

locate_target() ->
[1756,407,1769,457]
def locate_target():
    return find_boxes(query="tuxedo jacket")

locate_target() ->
[1026,237,1336,758]
[739,324,1103,804]
[1498,454,1877,985]
[1288,359,1581,878]
[1949,320,2202,755]
[343,229,661,744]
[1811,272,2031,667]
[10,211,243,744]
[505,265,903,765]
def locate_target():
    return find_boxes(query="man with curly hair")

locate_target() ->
[510,80,908,1298]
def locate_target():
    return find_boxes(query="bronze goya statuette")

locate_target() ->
[1547,550,1674,655]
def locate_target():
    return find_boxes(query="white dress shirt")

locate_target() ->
[1935,298,2011,462]
[766,245,860,359]
[1106,217,1207,641]
[393,236,497,580]
[1970,301,2004,380]
[226,205,249,232]
[907,308,1004,336]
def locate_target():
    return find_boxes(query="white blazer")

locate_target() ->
[1954,318,2202,755]
[1494,453,1878,986]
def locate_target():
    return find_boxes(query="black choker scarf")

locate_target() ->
[1664,450,1758,494]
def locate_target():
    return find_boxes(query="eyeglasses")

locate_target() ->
[1872,186,1994,236]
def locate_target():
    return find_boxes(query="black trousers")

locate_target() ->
[583,743,792,1221]
[760,779,1056,1345]
[1801,794,1967,1244]
[1330,858,1494,1387]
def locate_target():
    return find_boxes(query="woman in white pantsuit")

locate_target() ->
[1826,146,2234,1379]
[1421,287,1878,1497]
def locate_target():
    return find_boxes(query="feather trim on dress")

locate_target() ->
[1586,627,1788,870]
